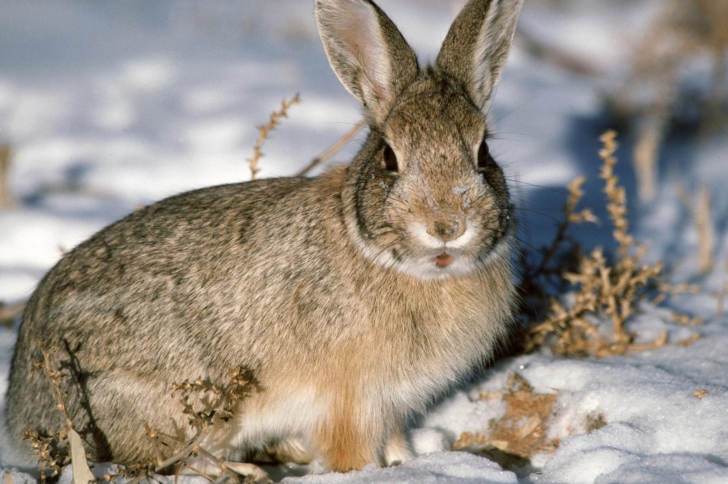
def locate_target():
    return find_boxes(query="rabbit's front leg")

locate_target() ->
[313,394,380,472]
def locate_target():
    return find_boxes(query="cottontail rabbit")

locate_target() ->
[5,0,523,478]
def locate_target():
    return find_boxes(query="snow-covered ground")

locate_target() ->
[1,1,727,483]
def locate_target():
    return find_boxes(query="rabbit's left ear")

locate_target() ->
[436,0,524,109]
[315,0,419,126]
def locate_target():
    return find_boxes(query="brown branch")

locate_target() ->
[123,367,256,481]
[296,120,366,176]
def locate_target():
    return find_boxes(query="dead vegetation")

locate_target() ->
[453,372,614,473]
[295,120,366,177]
[521,131,701,358]
[677,183,716,274]
[24,345,74,483]
[452,374,563,476]
[585,413,607,434]
[246,94,301,181]
[118,367,258,484]
[453,373,559,466]
[25,344,258,484]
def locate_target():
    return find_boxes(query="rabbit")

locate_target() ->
[5,0,523,479]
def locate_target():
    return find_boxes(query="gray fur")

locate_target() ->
[6,0,522,477]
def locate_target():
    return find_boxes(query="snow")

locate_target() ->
[1,0,727,483]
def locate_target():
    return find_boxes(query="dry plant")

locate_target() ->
[713,282,728,316]
[523,131,700,358]
[295,120,366,177]
[677,183,715,274]
[585,413,607,434]
[453,373,559,470]
[104,368,258,484]
[612,0,728,202]
[454,375,612,472]
[246,94,301,181]
[518,175,598,323]
[247,94,367,179]
[24,343,258,483]
[0,143,13,209]
[23,343,93,484]
[695,185,715,274]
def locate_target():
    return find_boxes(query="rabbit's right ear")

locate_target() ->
[315,0,419,126]
[436,0,524,109]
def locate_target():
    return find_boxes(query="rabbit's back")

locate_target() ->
[6,171,356,460]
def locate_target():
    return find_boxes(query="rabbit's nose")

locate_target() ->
[429,219,466,242]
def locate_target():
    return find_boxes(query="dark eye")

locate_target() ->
[383,144,398,172]
[477,140,494,169]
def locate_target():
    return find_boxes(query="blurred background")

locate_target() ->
[0,0,726,310]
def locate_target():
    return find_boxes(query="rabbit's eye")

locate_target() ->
[477,141,494,169]
[383,145,399,172]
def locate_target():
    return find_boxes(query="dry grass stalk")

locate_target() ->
[632,114,664,202]
[672,313,703,327]
[524,131,699,358]
[0,144,13,209]
[696,185,715,273]
[675,182,716,274]
[246,94,301,181]
[296,120,366,177]
[694,389,709,399]
[599,131,633,260]
[473,390,501,402]
[453,374,559,466]
[713,282,728,316]
[677,333,703,347]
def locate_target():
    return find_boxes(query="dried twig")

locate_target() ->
[696,185,715,273]
[247,94,301,181]
[120,367,258,483]
[296,120,366,177]
[676,182,715,274]
[518,176,597,323]
[713,282,728,316]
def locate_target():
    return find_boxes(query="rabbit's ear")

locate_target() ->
[436,0,523,109]
[315,0,419,125]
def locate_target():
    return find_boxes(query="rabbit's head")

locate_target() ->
[316,0,523,280]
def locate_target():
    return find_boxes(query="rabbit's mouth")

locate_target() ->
[434,253,455,268]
